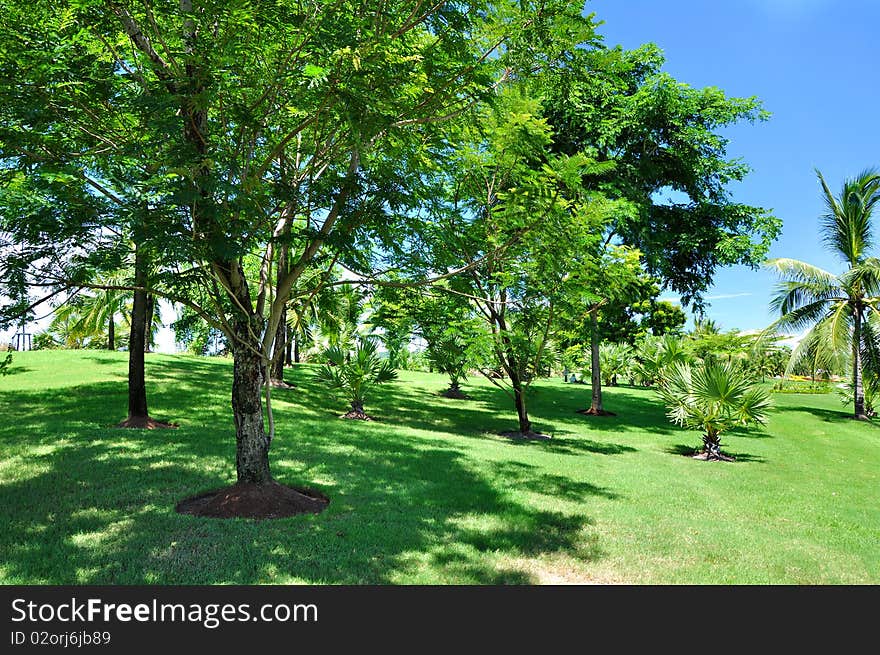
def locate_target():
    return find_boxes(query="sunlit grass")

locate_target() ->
[0,350,877,584]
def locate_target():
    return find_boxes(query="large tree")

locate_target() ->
[767,169,880,420]
[1,1,589,512]
[543,43,780,307]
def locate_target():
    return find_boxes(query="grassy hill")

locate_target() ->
[0,350,877,584]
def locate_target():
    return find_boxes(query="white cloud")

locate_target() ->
[704,292,753,301]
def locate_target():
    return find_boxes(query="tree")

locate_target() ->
[767,168,880,420]
[659,361,772,461]
[559,243,648,416]
[51,286,127,351]
[374,284,487,398]
[597,342,633,386]
[632,334,692,386]
[428,86,610,437]
[2,2,573,509]
[316,338,397,419]
[640,300,686,337]
[543,44,780,308]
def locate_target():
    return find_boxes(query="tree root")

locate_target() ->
[576,408,617,417]
[116,415,177,429]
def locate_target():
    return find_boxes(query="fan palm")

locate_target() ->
[659,361,772,461]
[766,168,880,419]
[633,334,692,386]
[316,338,397,419]
[598,342,633,386]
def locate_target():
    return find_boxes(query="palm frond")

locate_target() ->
[768,279,842,316]
[817,168,880,264]
[764,257,838,286]
[768,297,835,334]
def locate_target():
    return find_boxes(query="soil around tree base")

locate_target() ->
[115,415,178,429]
[175,481,329,519]
[500,430,552,441]
[576,408,617,417]
[690,451,736,462]
[341,409,374,420]
[266,379,296,390]
[441,388,470,399]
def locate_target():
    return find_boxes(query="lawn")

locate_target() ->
[0,350,877,584]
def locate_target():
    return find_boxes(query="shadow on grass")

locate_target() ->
[777,403,880,427]
[3,366,33,375]
[0,356,611,584]
[665,444,766,463]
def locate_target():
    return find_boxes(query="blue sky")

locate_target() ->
[590,0,880,335]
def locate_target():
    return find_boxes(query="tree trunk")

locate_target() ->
[144,294,155,353]
[512,374,531,434]
[108,316,115,351]
[285,334,293,365]
[590,309,603,413]
[293,334,300,363]
[232,319,272,484]
[270,238,290,382]
[701,429,734,461]
[270,306,287,382]
[853,306,868,419]
[126,246,149,421]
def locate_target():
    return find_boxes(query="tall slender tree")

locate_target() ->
[767,169,880,420]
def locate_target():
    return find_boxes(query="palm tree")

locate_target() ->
[316,338,397,420]
[766,168,880,420]
[659,361,772,461]
[51,286,130,350]
[633,334,692,386]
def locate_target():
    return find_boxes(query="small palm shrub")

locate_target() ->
[316,338,397,419]
[634,335,692,386]
[598,342,633,386]
[658,362,772,461]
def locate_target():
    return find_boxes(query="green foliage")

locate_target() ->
[633,335,692,386]
[767,168,880,417]
[640,300,687,337]
[0,350,12,375]
[772,378,833,394]
[543,43,780,307]
[839,375,879,416]
[595,342,633,386]
[316,338,397,413]
[659,361,772,458]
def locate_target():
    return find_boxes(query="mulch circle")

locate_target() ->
[499,430,552,441]
[176,481,329,519]
[575,408,617,417]
[115,415,178,429]
[440,388,471,400]
[341,410,374,420]
[267,379,296,390]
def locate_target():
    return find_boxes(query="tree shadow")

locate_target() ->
[0,357,613,585]
[501,436,637,456]
[777,404,880,427]
[488,461,620,501]
[665,444,766,463]
[2,365,33,375]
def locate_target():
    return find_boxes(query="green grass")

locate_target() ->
[0,350,878,584]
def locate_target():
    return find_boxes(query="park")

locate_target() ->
[0,1,878,586]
